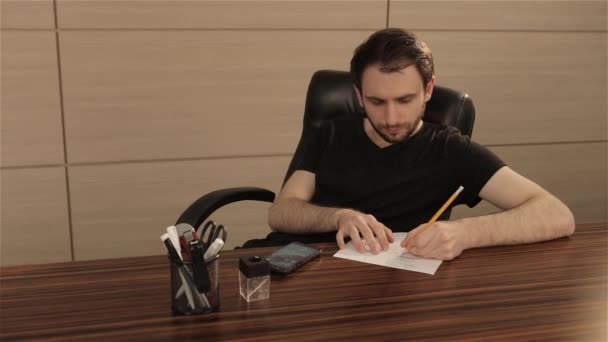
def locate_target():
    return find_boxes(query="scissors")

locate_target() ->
[199,220,227,248]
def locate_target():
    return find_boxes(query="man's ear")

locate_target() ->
[353,84,364,107]
[424,75,436,102]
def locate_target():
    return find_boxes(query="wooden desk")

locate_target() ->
[1,223,606,341]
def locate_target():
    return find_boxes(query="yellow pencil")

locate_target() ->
[425,185,464,227]
[402,186,464,254]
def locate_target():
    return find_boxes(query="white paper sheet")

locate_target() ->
[333,233,442,275]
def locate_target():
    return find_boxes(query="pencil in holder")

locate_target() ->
[169,256,220,315]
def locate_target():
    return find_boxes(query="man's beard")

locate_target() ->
[365,103,426,144]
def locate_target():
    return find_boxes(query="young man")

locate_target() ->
[267,28,575,260]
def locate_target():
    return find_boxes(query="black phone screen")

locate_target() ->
[266,242,321,274]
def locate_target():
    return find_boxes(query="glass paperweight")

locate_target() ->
[238,255,270,302]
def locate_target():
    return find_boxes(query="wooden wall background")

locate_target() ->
[1,0,606,265]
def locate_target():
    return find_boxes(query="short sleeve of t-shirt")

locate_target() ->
[290,122,332,174]
[447,133,507,207]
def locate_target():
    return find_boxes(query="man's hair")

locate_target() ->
[350,28,434,92]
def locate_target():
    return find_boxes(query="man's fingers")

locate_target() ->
[410,239,435,258]
[349,227,365,253]
[413,224,436,252]
[408,244,433,257]
[357,223,379,254]
[402,223,431,249]
[408,246,432,258]
[402,228,418,248]
[401,234,409,247]
[409,244,452,261]
[384,227,394,243]
[370,221,390,251]
[336,231,346,250]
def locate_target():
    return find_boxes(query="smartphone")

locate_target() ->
[266,242,321,275]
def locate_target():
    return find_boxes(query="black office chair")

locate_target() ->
[175,70,475,247]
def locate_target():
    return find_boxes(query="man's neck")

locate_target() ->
[363,119,424,148]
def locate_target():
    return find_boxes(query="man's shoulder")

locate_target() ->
[423,122,470,143]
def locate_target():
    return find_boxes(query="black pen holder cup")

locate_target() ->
[168,256,220,315]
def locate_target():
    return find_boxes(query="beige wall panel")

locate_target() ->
[389,0,607,31]
[452,142,607,223]
[0,167,71,266]
[0,0,55,29]
[418,31,607,145]
[69,156,290,260]
[0,32,65,167]
[60,30,372,163]
[56,0,386,29]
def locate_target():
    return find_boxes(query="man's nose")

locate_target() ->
[385,102,398,126]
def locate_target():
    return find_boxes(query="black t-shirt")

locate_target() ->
[293,116,506,232]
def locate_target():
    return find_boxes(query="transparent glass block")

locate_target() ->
[239,271,270,302]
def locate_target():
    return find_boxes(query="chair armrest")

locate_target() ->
[175,187,276,228]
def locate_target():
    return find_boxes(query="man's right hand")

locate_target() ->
[334,209,394,254]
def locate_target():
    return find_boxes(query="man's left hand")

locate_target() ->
[400,221,468,260]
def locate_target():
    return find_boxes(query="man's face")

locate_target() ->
[355,64,434,146]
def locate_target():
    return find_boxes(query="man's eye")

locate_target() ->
[398,98,411,104]
[370,99,383,105]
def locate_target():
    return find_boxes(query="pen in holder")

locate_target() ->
[169,255,220,315]
[162,221,226,315]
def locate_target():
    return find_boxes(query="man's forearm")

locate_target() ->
[268,198,347,234]
[458,192,576,250]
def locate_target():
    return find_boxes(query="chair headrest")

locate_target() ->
[303,70,475,137]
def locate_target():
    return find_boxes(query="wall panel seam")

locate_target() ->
[401,29,607,34]
[54,28,381,32]
[0,28,56,31]
[0,28,608,34]
[4,28,604,33]
[53,0,75,262]
[1,164,66,170]
[485,140,608,148]
[47,28,608,33]
[1,141,606,171]
[2,30,602,35]
[64,154,295,168]
[386,0,390,28]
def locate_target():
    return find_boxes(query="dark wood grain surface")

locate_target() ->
[1,223,606,341]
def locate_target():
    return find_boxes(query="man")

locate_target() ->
[267,28,575,260]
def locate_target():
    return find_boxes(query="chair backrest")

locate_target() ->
[284,70,476,184]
